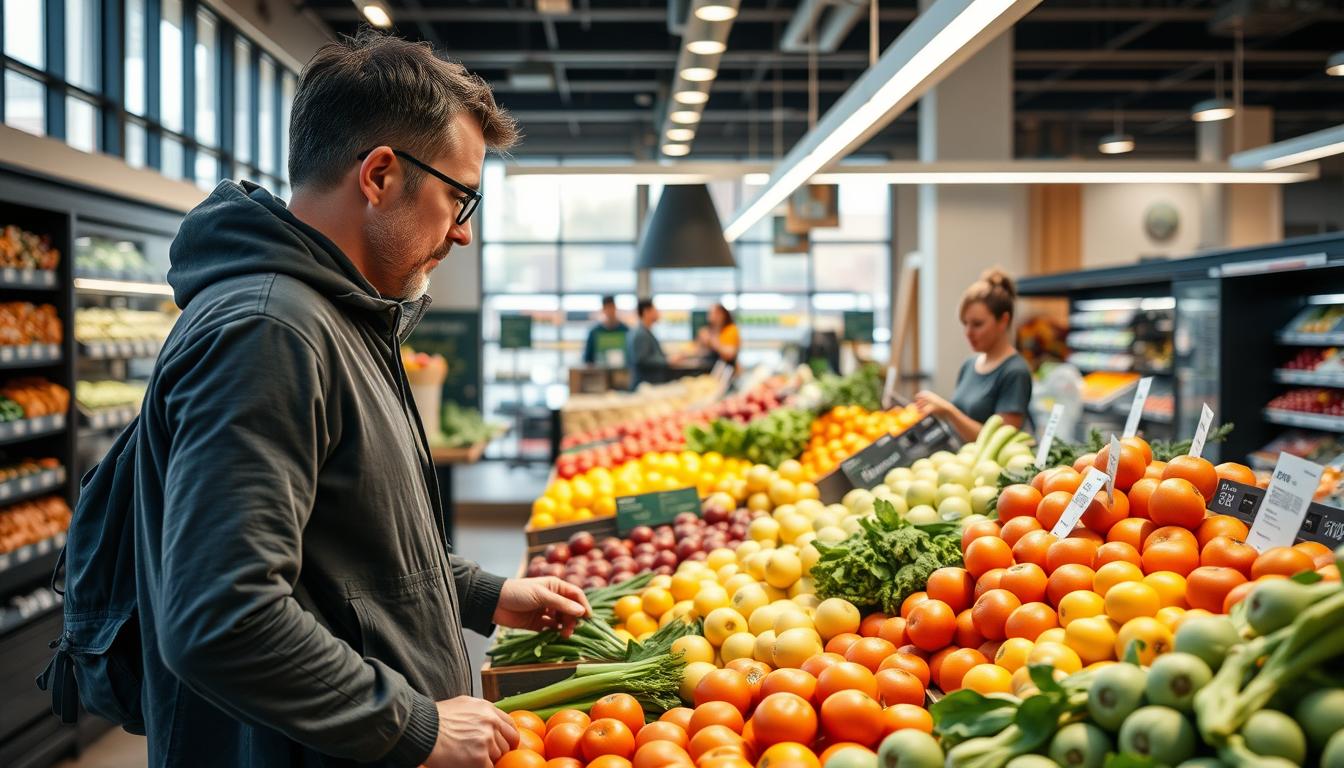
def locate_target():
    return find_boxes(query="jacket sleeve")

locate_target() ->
[448,554,506,636]
[153,315,439,767]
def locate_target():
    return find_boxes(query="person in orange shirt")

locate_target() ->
[698,302,740,368]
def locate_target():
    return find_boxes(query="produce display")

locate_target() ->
[563,376,723,437]
[1266,387,1344,417]
[0,378,70,418]
[796,404,922,481]
[1286,304,1344,335]
[0,302,61,346]
[0,225,61,270]
[1280,346,1344,374]
[0,456,60,482]
[1080,372,1139,406]
[685,407,813,468]
[0,495,71,554]
[75,379,147,411]
[74,306,176,343]
[73,236,151,276]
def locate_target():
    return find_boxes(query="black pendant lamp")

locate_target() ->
[636,183,736,270]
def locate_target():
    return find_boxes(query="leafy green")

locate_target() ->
[685,407,813,467]
[1150,423,1234,462]
[818,363,885,411]
[932,689,1019,743]
[438,402,494,447]
[1010,423,1236,473]
[809,499,964,614]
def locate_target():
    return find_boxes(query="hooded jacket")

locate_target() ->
[132,181,502,766]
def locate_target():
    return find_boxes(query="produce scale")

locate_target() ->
[485,364,1344,768]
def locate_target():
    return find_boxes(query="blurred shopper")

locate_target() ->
[697,302,740,369]
[582,294,629,365]
[629,297,668,387]
[915,268,1032,441]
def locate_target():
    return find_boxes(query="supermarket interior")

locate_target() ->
[2,0,1344,767]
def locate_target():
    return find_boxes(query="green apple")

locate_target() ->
[973,460,1002,486]
[936,482,972,506]
[906,504,939,524]
[906,480,938,508]
[938,462,975,489]
[1005,453,1037,474]
[970,485,998,516]
[911,458,935,474]
[842,488,873,512]
[884,467,913,487]
[938,496,972,521]
[930,450,957,467]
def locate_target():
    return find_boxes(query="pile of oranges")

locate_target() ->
[798,405,922,481]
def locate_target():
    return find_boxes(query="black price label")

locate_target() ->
[817,415,958,503]
[616,487,700,534]
[842,311,875,343]
[1211,478,1344,549]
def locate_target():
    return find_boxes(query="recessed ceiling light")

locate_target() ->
[674,90,709,105]
[1098,133,1135,155]
[360,1,392,28]
[669,110,702,124]
[667,127,696,142]
[1191,97,1236,123]
[686,40,727,55]
[680,67,717,83]
[744,173,770,185]
[663,144,692,157]
[694,3,738,22]
[1327,51,1344,76]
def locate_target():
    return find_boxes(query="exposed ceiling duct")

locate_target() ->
[780,0,869,54]
[1209,0,1322,37]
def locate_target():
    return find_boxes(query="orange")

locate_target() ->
[759,668,818,705]
[1122,436,1154,465]
[547,710,591,734]
[858,612,889,638]
[1114,616,1173,665]
[1222,579,1261,613]
[975,568,1007,599]
[688,701,745,738]
[1081,491,1129,536]
[900,592,929,620]
[581,718,637,762]
[878,652,931,687]
[1142,530,1200,577]
[546,724,588,761]
[1057,589,1106,627]
[1035,491,1075,532]
[1200,535,1257,577]
[994,637,1035,672]
[1127,478,1159,520]
[1046,537,1100,574]
[1013,530,1059,569]
[997,484,1044,521]
[757,743,821,768]
[1163,455,1219,499]
[497,751,548,768]
[819,690,884,747]
[1196,515,1250,549]
[1095,541,1142,568]
[1063,615,1119,665]
[1319,564,1341,582]
[1000,516,1043,547]
[1069,527,1106,545]
[1104,581,1161,623]
[1185,566,1247,613]
[512,711,548,739]
[845,637,897,674]
[1093,561,1145,597]
[905,599,957,651]
[876,617,907,648]
[800,652,846,679]
[927,646,957,686]
[1046,563,1097,606]
[751,692,818,750]
[880,704,934,735]
[544,758,583,768]
[1294,540,1336,570]
[687,726,745,762]
[978,639,1003,662]
[1042,467,1084,496]
[954,609,984,649]
[1144,525,1198,551]
[1155,606,1188,633]
[926,567,977,614]
[961,663,1014,695]
[964,537,1014,579]
[1073,453,1098,474]
[1146,460,1168,480]
[593,693,645,737]
[937,647,989,692]
[1142,571,1189,609]
[517,730,546,754]
[1094,442,1148,492]
[1148,478,1207,530]
[815,661,878,703]
[694,669,752,714]
[587,756,634,768]
[825,632,862,656]
[1004,602,1059,641]
[1108,518,1157,552]
[636,721,689,750]
[1000,563,1049,604]
[972,588,1022,641]
[875,668,926,707]
[632,741,692,768]
[1214,461,1256,486]
[961,520,1002,552]
[1251,546,1315,579]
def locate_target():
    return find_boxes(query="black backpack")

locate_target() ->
[37,417,146,734]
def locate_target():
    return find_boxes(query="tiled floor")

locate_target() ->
[54,506,532,767]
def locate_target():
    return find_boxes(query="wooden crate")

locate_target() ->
[481,660,581,702]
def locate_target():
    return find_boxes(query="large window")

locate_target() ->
[194,9,218,148]
[3,0,45,70]
[66,0,100,92]
[125,0,146,115]
[159,0,183,133]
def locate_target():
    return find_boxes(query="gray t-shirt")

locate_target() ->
[950,353,1033,425]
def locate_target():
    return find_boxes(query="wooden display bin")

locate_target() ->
[481,660,581,702]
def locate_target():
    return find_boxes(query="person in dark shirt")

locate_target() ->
[582,295,628,365]
[628,298,667,387]
[915,268,1033,442]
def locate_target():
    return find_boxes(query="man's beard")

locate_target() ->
[367,201,451,301]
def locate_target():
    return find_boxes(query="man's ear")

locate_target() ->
[358,146,399,207]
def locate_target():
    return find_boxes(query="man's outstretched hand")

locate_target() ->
[493,577,591,636]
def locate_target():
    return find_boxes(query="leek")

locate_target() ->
[493,654,686,717]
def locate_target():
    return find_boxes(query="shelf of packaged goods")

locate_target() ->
[78,405,138,432]
[0,268,58,291]
[0,467,66,506]
[0,414,66,446]
[0,586,62,636]
[78,340,163,360]
[0,344,62,369]
[1273,369,1344,388]
[0,532,65,597]
[1262,408,1344,434]
[1277,330,1344,346]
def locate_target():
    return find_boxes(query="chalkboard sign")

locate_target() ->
[1208,478,1344,549]
[500,314,533,350]
[691,310,709,341]
[405,310,482,410]
[616,487,700,534]
[817,415,959,503]
[843,311,875,343]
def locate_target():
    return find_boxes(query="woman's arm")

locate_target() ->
[913,390,1024,442]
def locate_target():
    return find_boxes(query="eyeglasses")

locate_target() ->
[357,147,482,225]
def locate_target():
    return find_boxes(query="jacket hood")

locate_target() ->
[169,181,404,318]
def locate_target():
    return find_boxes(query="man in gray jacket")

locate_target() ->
[134,31,586,767]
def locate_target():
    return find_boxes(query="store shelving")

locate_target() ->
[1274,369,1344,388]
[0,467,67,505]
[0,269,59,291]
[0,532,65,585]
[1263,408,1344,434]
[0,415,67,446]
[0,344,62,368]
[78,340,163,360]
[79,405,138,432]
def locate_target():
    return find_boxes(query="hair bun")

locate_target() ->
[979,268,1016,298]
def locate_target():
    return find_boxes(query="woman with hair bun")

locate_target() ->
[914,268,1032,442]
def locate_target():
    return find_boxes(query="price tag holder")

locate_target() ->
[616,486,701,535]
[1188,404,1215,458]
[1106,434,1121,497]
[1051,466,1110,537]
[816,415,958,503]
[1122,377,1153,439]
[1246,454,1324,552]
[1035,404,1064,469]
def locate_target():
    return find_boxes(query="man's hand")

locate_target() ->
[423,696,518,768]
[493,576,590,636]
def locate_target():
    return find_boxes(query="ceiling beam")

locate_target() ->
[505,107,1344,124]
[490,77,1344,94]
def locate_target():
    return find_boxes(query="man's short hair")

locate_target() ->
[637,299,655,316]
[289,29,519,192]
[601,295,617,308]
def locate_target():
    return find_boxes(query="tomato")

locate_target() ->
[545,709,590,734]
[820,689,884,747]
[844,637,897,673]
[581,718,636,762]
[591,693,645,737]
[658,707,693,731]
[875,667,925,707]
[687,724,745,761]
[750,691,818,749]
[815,660,878,703]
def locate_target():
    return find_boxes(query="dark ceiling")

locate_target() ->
[302,0,1344,160]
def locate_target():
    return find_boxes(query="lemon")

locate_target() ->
[671,635,715,665]
[720,632,757,664]
[812,598,861,641]
[773,627,823,669]
[692,583,730,618]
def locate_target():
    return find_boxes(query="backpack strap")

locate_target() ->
[36,633,78,724]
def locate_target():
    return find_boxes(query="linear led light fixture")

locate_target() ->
[658,0,740,158]
[1229,123,1344,170]
[355,0,392,28]
[723,0,1043,241]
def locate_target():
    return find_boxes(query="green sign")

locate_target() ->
[691,310,709,341]
[616,486,700,534]
[843,311,875,343]
[500,314,533,350]
[594,329,628,365]
[405,310,481,410]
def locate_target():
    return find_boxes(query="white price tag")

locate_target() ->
[882,367,897,409]
[1247,453,1323,552]
[1122,377,1154,439]
[1188,404,1215,458]
[1035,404,1065,469]
[1106,434,1121,497]
[1051,466,1110,537]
